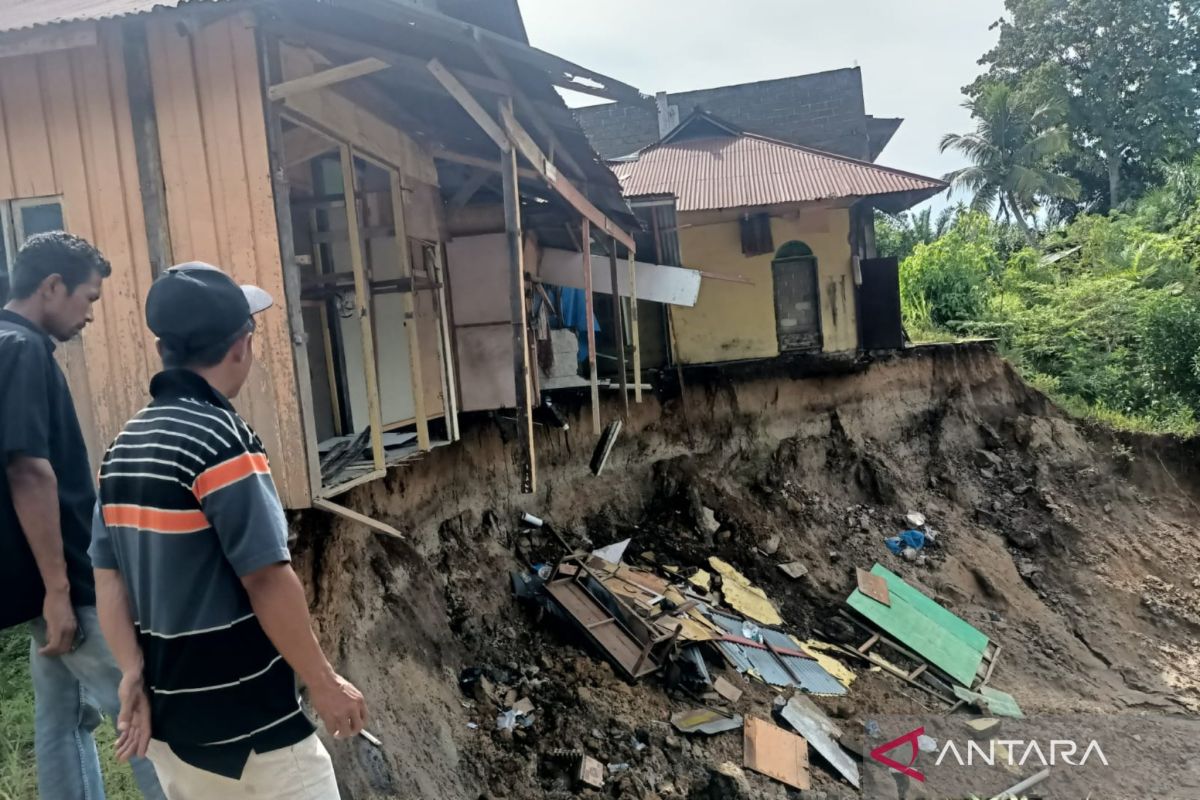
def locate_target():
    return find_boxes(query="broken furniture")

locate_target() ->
[544,555,682,681]
[846,564,1000,689]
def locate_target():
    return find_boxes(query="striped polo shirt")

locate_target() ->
[89,369,313,779]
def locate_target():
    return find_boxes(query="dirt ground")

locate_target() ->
[289,343,1200,799]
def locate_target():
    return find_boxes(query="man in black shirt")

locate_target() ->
[0,232,164,799]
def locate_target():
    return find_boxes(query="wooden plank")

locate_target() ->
[500,120,536,494]
[241,19,314,508]
[431,147,538,180]
[471,34,585,180]
[268,56,390,101]
[628,251,641,403]
[581,220,600,435]
[497,103,635,252]
[0,54,57,197]
[856,568,891,607]
[743,717,810,791]
[0,68,14,198]
[608,244,629,418]
[313,498,404,540]
[341,144,386,472]
[426,58,508,150]
[283,126,336,168]
[847,589,984,686]
[870,564,989,651]
[39,49,100,462]
[389,170,430,451]
[430,243,460,441]
[122,22,173,275]
[0,23,98,60]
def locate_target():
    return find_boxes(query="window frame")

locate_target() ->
[1,194,66,276]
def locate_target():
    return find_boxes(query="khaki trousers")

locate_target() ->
[146,734,340,800]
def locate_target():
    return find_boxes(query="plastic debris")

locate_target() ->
[885,529,926,555]
[591,538,631,565]
[671,708,744,735]
[905,512,927,528]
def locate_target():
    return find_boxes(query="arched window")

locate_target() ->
[771,241,822,352]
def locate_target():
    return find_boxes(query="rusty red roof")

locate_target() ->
[611,129,946,212]
[0,0,219,33]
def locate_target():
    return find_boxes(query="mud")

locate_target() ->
[290,343,1200,799]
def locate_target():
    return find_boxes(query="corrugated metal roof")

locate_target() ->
[0,0,211,33]
[611,130,946,212]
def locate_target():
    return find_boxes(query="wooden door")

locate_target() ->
[772,256,822,352]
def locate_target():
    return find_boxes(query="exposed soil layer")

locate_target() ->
[291,343,1200,799]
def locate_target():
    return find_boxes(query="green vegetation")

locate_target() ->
[889,0,1200,435]
[881,156,1200,435]
[0,628,139,800]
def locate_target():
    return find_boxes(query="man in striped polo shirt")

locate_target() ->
[90,263,366,799]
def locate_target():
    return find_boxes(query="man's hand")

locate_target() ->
[38,588,78,656]
[114,671,152,762]
[309,673,367,738]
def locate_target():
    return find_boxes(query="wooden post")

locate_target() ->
[123,21,172,276]
[340,145,385,472]
[609,240,629,418]
[388,170,430,451]
[581,219,600,434]
[500,101,536,493]
[627,250,642,403]
[431,243,461,442]
[258,25,322,503]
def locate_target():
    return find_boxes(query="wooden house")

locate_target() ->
[0,0,677,527]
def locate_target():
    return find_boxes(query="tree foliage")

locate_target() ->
[941,83,1080,241]
[969,0,1200,211]
[902,156,1200,434]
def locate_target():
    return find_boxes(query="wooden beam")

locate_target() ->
[259,26,321,506]
[283,125,337,168]
[123,22,173,276]
[427,58,509,151]
[313,498,404,540]
[628,251,642,403]
[498,103,636,252]
[269,57,391,101]
[609,241,629,418]
[501,102,537,494]
[430,243,461,442]
[0,22,96,60]
[326,0,644,102]
[472,33,586,181]
[340,145,386,472]
[432,147,538,180]
[448,168,493,208]
[582,220,601,435]
[389,170,431,451]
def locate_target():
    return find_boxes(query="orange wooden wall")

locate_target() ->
[0,17,311,507]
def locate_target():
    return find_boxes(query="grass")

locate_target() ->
[0,628,140,800]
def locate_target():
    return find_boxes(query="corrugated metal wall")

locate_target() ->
[0,17,311,507]
[146,14,309,507]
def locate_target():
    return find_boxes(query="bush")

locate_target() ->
[900,212,999,328]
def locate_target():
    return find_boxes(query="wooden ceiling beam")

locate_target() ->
[268,56,391,101]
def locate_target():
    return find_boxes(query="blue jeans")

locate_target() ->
[30,605,166,800]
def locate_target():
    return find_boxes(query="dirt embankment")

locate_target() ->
[291,343,1200,799]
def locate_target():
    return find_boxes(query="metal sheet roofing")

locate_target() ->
[0,0,214,33]
[611,129,946,213]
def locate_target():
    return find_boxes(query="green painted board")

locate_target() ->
[869,565,989,652]
[848,588,984,686]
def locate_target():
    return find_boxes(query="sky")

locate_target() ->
[519,0,1008,212]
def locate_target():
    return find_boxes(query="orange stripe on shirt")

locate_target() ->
[193,452,271,500]
[103,504,211,534]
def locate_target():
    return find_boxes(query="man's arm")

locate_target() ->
[94,567,151,761]
[7,456,75,656]
[241,563,366,738]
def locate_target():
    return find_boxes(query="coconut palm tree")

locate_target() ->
[940,83,1080,244]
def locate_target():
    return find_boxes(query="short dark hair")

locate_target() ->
[160,318,255,370]
[10,232,112,300]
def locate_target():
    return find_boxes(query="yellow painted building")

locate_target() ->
[613,112,946,365]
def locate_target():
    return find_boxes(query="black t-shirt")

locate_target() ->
[0,309,96,630]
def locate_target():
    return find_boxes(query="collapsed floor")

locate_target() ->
[287,343,1200,799]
